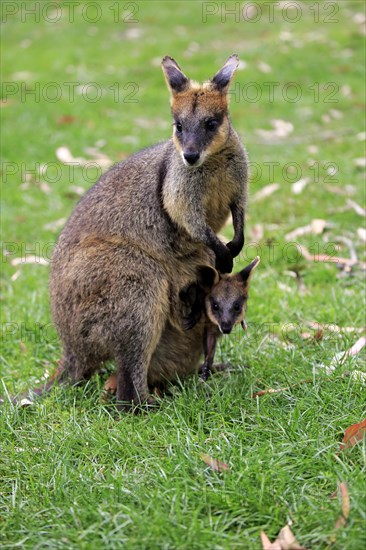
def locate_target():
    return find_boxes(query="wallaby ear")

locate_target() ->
[161,56,190,95]
[211,54,239,93]
[197,265,219,292]
[236,256,260,285]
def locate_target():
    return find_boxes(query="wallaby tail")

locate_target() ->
[0,362,65,406]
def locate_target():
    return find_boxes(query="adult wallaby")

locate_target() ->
[14,55,248,410]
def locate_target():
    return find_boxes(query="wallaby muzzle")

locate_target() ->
[183,151,200,166]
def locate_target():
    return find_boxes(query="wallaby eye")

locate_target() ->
[205,119,218,131]
[212,302,219,311]
[234,303,241,312]
[175,121,183,133]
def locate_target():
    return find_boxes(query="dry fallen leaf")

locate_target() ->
[298,244,366,270]
[349,371,366,384]
[100,373,117,403]
[305,321,364,335]
[20,398,34,408]
[11,256,49,266]
[57,115,76,125]
[258,61,272,73]
[357,227,366,242]
[69,185,85,196]
[199,453,230,472]
[260,525,306,550]
[252,183,280,202]
[339,418,366,452]
[335,482,350,529]
[325,184,356,197]
[347,199,366,217]
[285,219,328,241]
[292,177,310,195]
[256,119,294,141]
[317,336,366,374]
[252,379,312,398]
[43,218,66,232]
[353,157,366,169]
[11,270,21,282]
[103,373,117,394]
[56,145,87,165]
[19,341,27,353]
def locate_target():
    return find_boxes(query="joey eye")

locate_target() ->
[175,121,183,133]
[212,302,219,311]
[205,119,218,131]
[233,303,241,313]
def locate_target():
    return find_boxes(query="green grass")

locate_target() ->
[1,1,365,548]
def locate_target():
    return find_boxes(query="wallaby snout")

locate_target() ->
[183,150,201,166]
[220,320,234,334]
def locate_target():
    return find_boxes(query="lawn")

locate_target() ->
[1,1,365,548]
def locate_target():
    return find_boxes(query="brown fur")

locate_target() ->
[7,55,248,410]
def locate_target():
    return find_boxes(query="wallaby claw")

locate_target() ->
[199,363,211,381]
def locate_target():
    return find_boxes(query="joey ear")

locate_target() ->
[197,265,219,292]
[161,56,190,95]
[236,256,260,285]
[211,54,239,93]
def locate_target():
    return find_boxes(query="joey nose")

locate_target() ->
[221,321,233,334]
[183,152,200,166]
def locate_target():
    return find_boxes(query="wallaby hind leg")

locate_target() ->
[113,294,169,411]
[115,342,159,412]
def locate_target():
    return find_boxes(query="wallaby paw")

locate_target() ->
[183,315,200,331]
[226,240,243,258]
[198,364,211,381]
[215,247,233,274]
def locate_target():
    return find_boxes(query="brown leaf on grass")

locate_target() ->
[318,336,366,375]
[325,184,355,197]
[19,341,27,353]
[11,270,20,282]
[305,321,364,335]
[252,183,280,202]
[253,387,290,398]
[298,244,366,270]
[339,418,366,452]
[357,227,366,243]
[57,115,76,125]
[56,146,87,165]
[199,453,230,472]
[100,373,117,403]
[335,482,350,529]
[261,525,306,549]
[10,256,49,266]
[256,119,294,141]
[353,158,366,169]
[347,199,366,217]
[103,373,117,394]
[291,177,310,195]
[285,220,328,241]
[43,218,66,232]
[20,398,34,408]
[252,379,313,398]
[0,99,16,108]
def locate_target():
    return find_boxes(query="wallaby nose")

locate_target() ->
[183,152,200,166]
[221,321,233,334]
